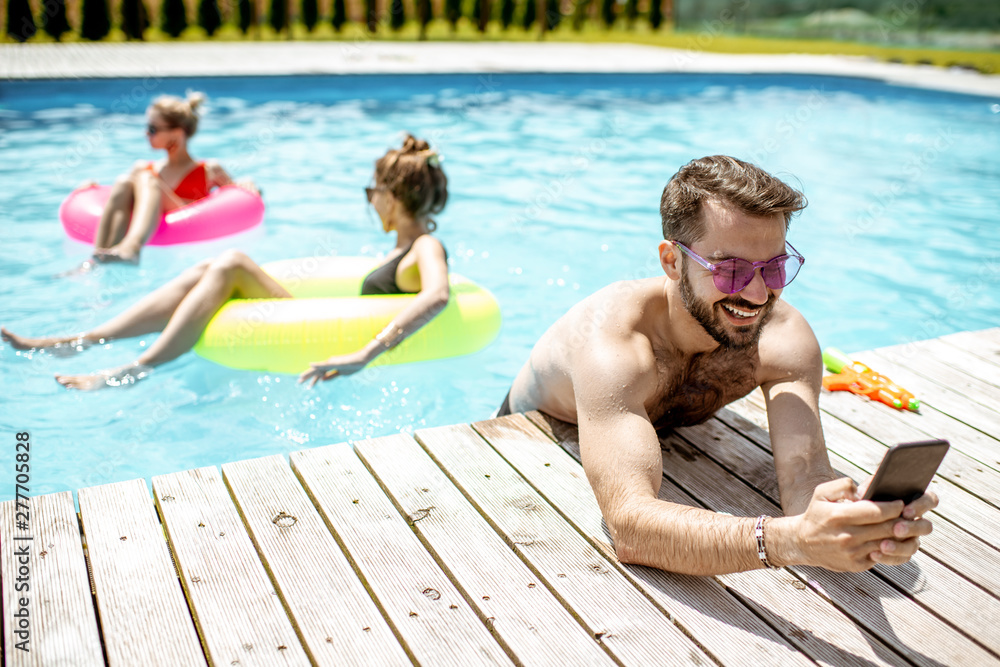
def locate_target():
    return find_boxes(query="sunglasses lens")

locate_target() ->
[712,259,754,294]
[762,255,802,290]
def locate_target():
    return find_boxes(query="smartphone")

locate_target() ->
[862,439,950,504]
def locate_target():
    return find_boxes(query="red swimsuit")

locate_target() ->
[147,162,211,201]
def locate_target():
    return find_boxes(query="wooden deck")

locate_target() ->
[3,327,999,666]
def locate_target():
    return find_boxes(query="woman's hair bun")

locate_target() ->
[185,91,206,113]
[400,134,430,154]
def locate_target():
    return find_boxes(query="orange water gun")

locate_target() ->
[822,347,920,412]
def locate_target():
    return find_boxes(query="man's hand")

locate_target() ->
[771,477,936,571]
[298,350,373,388]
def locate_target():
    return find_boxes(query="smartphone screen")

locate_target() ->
[862,439,950,504]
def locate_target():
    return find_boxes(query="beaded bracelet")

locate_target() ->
[755,515,777,569]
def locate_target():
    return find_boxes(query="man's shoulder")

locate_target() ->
[758,300,822,380]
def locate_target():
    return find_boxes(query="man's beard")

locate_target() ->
[679,270,775,351]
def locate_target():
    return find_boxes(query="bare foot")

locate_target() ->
[55,363,152,391]
[1,326,92,352]
[55,259,99,278]
[93,245,140,264]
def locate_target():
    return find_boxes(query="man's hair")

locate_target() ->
[660,156,806,243]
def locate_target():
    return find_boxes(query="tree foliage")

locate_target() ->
[41,0,71,40]
[121,0,148,39]
[199,0,222,35]
[445,0,461,29]
[648,0,662,28]
[269,0,287,32]
[6,0,36,41]
[390,0,405,29]
[301,0,318,29]
[600,0,614,26]
[500,0,515,28]
[160,0,188,37]
[331,0,346,31]
[521,0,535,28]
[238,0,253,32]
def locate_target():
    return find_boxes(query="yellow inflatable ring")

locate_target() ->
[193,257,501,373]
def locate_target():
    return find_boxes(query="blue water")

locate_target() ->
[1,73,998,502]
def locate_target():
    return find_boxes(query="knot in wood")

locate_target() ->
[272,512,297,528]
[409,507,434,523]
[422,588,441,600]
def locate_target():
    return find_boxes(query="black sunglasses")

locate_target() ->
[365,185,388,202]
[146,123,174,135]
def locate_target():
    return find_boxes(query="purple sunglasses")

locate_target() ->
[673,241,805,294]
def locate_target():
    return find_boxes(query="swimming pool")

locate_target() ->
[2,73,998,502]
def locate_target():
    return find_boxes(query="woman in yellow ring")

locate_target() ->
[2,134,450,391]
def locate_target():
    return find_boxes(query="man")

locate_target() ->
[499,155,936,576]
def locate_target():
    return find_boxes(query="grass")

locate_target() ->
[7,17,1000,73]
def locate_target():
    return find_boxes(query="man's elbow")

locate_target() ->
[604,504,652,566]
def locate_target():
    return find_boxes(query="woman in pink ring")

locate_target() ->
[83,92,251,265]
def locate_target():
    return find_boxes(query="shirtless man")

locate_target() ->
[499,155,937,576]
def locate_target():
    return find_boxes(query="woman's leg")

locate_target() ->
[54,251,292,390]
[92,176,136,251]
[3,258,214,351]
[95,169,163,264]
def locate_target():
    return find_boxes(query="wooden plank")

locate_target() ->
[1,492,103,667]
[353,434,617,667]
[939,328,1000,370]
[873,343,1000,414]
[420,420,778,667]
[77,478,205,666]
[851,350,1000,439]
[290,441,514,667]
[152,466,310,667]
[673,419,1000,658]
[913,337,1000,388]
[221,455,411,667]
[514,412,913,667]
[822,379,1000,475]
[720,399,1000,600]
[744,390,1000,550]
[819,389,1000,507]
[657,424,1000,665]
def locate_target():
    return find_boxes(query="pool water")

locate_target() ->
[1,73,998,502]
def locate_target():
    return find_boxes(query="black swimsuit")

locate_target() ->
[359,241,448,295]
[360,243,415,295]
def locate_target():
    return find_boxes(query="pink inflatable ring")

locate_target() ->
[60,184,265,246]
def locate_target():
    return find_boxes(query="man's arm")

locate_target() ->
[574,336,767,575]
[757,308,938,570]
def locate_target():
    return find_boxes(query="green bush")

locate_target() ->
[270,0,287,32]
[500,0,515,28]
[81,0,111,39]
[198,0,222,35]
[390,0,405,29]
[302,0,318,30]
[42,0,70,40]
[649,0,662,29]
[522,0,535,28]
[238,0,253,32]
[6,0,36,41]
[160,0,187,37]
[121,0,148,39]
[331,0,346,31]
[445,0,462,29]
